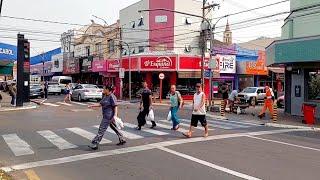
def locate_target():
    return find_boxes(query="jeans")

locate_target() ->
[171,106,180,128]
[11,95,16,106]
[92,119,124,145]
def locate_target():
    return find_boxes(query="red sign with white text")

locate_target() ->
[179,56,209,70]
[121,58,139,71]
[140,56,176,71]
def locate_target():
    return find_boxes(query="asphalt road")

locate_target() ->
[1,95,320,180]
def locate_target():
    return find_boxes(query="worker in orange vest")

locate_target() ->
[258,86,274,119]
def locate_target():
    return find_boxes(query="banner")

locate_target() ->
[245,51,268,75]
[51,53,63,73]
[140,56,176,71]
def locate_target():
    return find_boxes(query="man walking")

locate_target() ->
[136,81,155,130]
[8,82,16,106]
[44,81,48,99]
[169,85,183,130]
[183,83,208,138]
[258,86,274,119]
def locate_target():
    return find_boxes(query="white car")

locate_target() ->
[71,84,103,102]
[48,83,62,95]
[237,87,274,106]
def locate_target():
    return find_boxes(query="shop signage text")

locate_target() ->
[216,55,236,74]
[0,48,14,55]
[141,56,176,70]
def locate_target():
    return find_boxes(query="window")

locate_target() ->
[108,39,115,53]
[138,46,144,53]
[122,49,127,55]
[307,69,320,101]
[185,17,192,25]
[85,46,90,56]
[131,48,136,54]
[95,43,102,55]
[130,21,135,28]
[138,18,144,26]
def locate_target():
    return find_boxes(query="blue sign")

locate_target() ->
[204,69,213,78]
[0,43,17,61]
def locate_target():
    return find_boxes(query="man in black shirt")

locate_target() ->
[221,83,229,112]
[137,81,155,130]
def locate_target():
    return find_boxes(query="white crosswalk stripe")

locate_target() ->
[43,103,60,107]
[67,127,111,144]
[56,102,73,106]
[38,130,78,150]
[2,134,34,156]
[124,123,169,135]
[93,125,144,140]
[208,120,251,129]
[178,119,214,130]
[70,101,88,106]
[148,121,186,133]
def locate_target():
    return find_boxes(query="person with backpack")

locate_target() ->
[169,85,183,130]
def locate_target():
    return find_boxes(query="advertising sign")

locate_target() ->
[92,59,107,72]
[178,56,209,70]
[51,53,63,73]
[63,53,79,74]
[216,55,236,74]
[81,56,93,72]
[0,43,17,61]
[245,51,268,75]
[140,56,176,71]
[107,59,121,72]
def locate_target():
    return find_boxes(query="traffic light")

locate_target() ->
[23,41,30,60]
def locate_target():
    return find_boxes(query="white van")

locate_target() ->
[51,76,72,91]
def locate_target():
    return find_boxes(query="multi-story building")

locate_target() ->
[267,0,320,118]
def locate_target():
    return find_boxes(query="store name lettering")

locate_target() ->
[144,57,172,69]
[220,57,235,71]
[0,48,14,55]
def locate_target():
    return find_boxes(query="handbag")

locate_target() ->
[146,109,155,121]
[167,111,172,121]
[114,117,124,130]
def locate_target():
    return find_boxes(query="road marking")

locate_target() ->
[124,123,169,136]
[71,101,88,106]
[158,147,261,180]
[208,120,250,129]
[43,103,60,107]
[88,102,98,105]
[70,109,94,112]
[56,102,73,106]
[180,119,214,130]
[2,134,34,156]
[24,169,40,180]
[209,118,260,126]
[67,128,111,144]
[148,121,186,133]
[206,113,227,120]
[93,125,144,140]
[0,129,306,173]
[38,130,78,150]
[247,135,320,152]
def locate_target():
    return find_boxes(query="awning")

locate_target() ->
[235,45,259,62]
[268,67,284,74]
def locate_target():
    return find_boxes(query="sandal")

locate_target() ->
[182,132,192,138]
[204,133,209,138]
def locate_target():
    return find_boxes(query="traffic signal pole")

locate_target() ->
[16,34,30,107]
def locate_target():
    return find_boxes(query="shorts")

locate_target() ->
[191,114,207,127]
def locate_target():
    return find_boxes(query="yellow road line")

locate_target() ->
[25,170,40,180]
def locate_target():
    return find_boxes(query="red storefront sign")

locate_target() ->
[122,57,139,71]
[140,56,176,71]
[92,60,107,72]
[179,56,209,71]
[107,59,121,72]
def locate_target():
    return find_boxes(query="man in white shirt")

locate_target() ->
[183,83,208,138]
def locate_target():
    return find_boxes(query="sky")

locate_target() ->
[0,0,290,56]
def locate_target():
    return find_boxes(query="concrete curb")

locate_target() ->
[265,123,320,131]
[0,104,37,112]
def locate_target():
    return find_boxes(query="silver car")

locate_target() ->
[71,84,103,102]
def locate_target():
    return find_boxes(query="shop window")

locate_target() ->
[307,69,320,101]
[138,46,144,53]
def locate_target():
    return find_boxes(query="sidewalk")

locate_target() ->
[0,91,37,112]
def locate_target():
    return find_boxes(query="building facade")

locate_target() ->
[266,0,320,118]
[0,43,17,80]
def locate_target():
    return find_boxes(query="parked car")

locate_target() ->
[51,76,72,92]
[237,87,274,106]
[277,95,285,108]
[30,84,44,98]
[48,83,61,95]
[71,84,103,102]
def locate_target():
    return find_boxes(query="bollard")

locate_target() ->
[220,100,225,117]
[272,102,277,123]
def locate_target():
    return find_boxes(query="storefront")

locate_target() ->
[30,62,53,81]
[63,54,80,81]
[0,43,17,80]
[51,53,64,76]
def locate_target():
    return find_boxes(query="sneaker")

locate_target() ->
[88,143,98,150]
[117,140,127,146]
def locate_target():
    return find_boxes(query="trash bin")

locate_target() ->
[302,103,317,125]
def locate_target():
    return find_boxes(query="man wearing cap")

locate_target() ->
[258,86,274,119]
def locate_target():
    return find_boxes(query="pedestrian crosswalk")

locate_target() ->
[40,101,132,108]
[1,119,259,157]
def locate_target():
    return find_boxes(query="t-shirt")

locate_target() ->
[100,93,118,120]
[141,88,152,108]
[170,91,180,107]
[222,86,229,100]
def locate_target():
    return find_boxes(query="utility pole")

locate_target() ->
[119,27,123,100]
[0,0,3,16]
[200,0,206,90]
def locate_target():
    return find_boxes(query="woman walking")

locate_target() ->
[64,83,71,103]
[169,85,183,130]
[88,85,126,150]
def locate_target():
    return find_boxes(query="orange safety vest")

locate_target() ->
[265,89,273,103]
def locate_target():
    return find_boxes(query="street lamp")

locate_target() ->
[138,8,228,109]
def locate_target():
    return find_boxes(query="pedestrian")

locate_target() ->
[136,81,155,130]
[258,86,274,119]
[169,85,183,130]
[221,83,229,111]
[88,85,126,150]
[44,81,48,99]
[8,83,16,106]
[64,83,71,103]
[183,83,208,138]
[228,89,239,113]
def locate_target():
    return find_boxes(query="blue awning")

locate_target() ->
[235,45,259,61]
[30,48,61,65]
[0,42,17,61]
